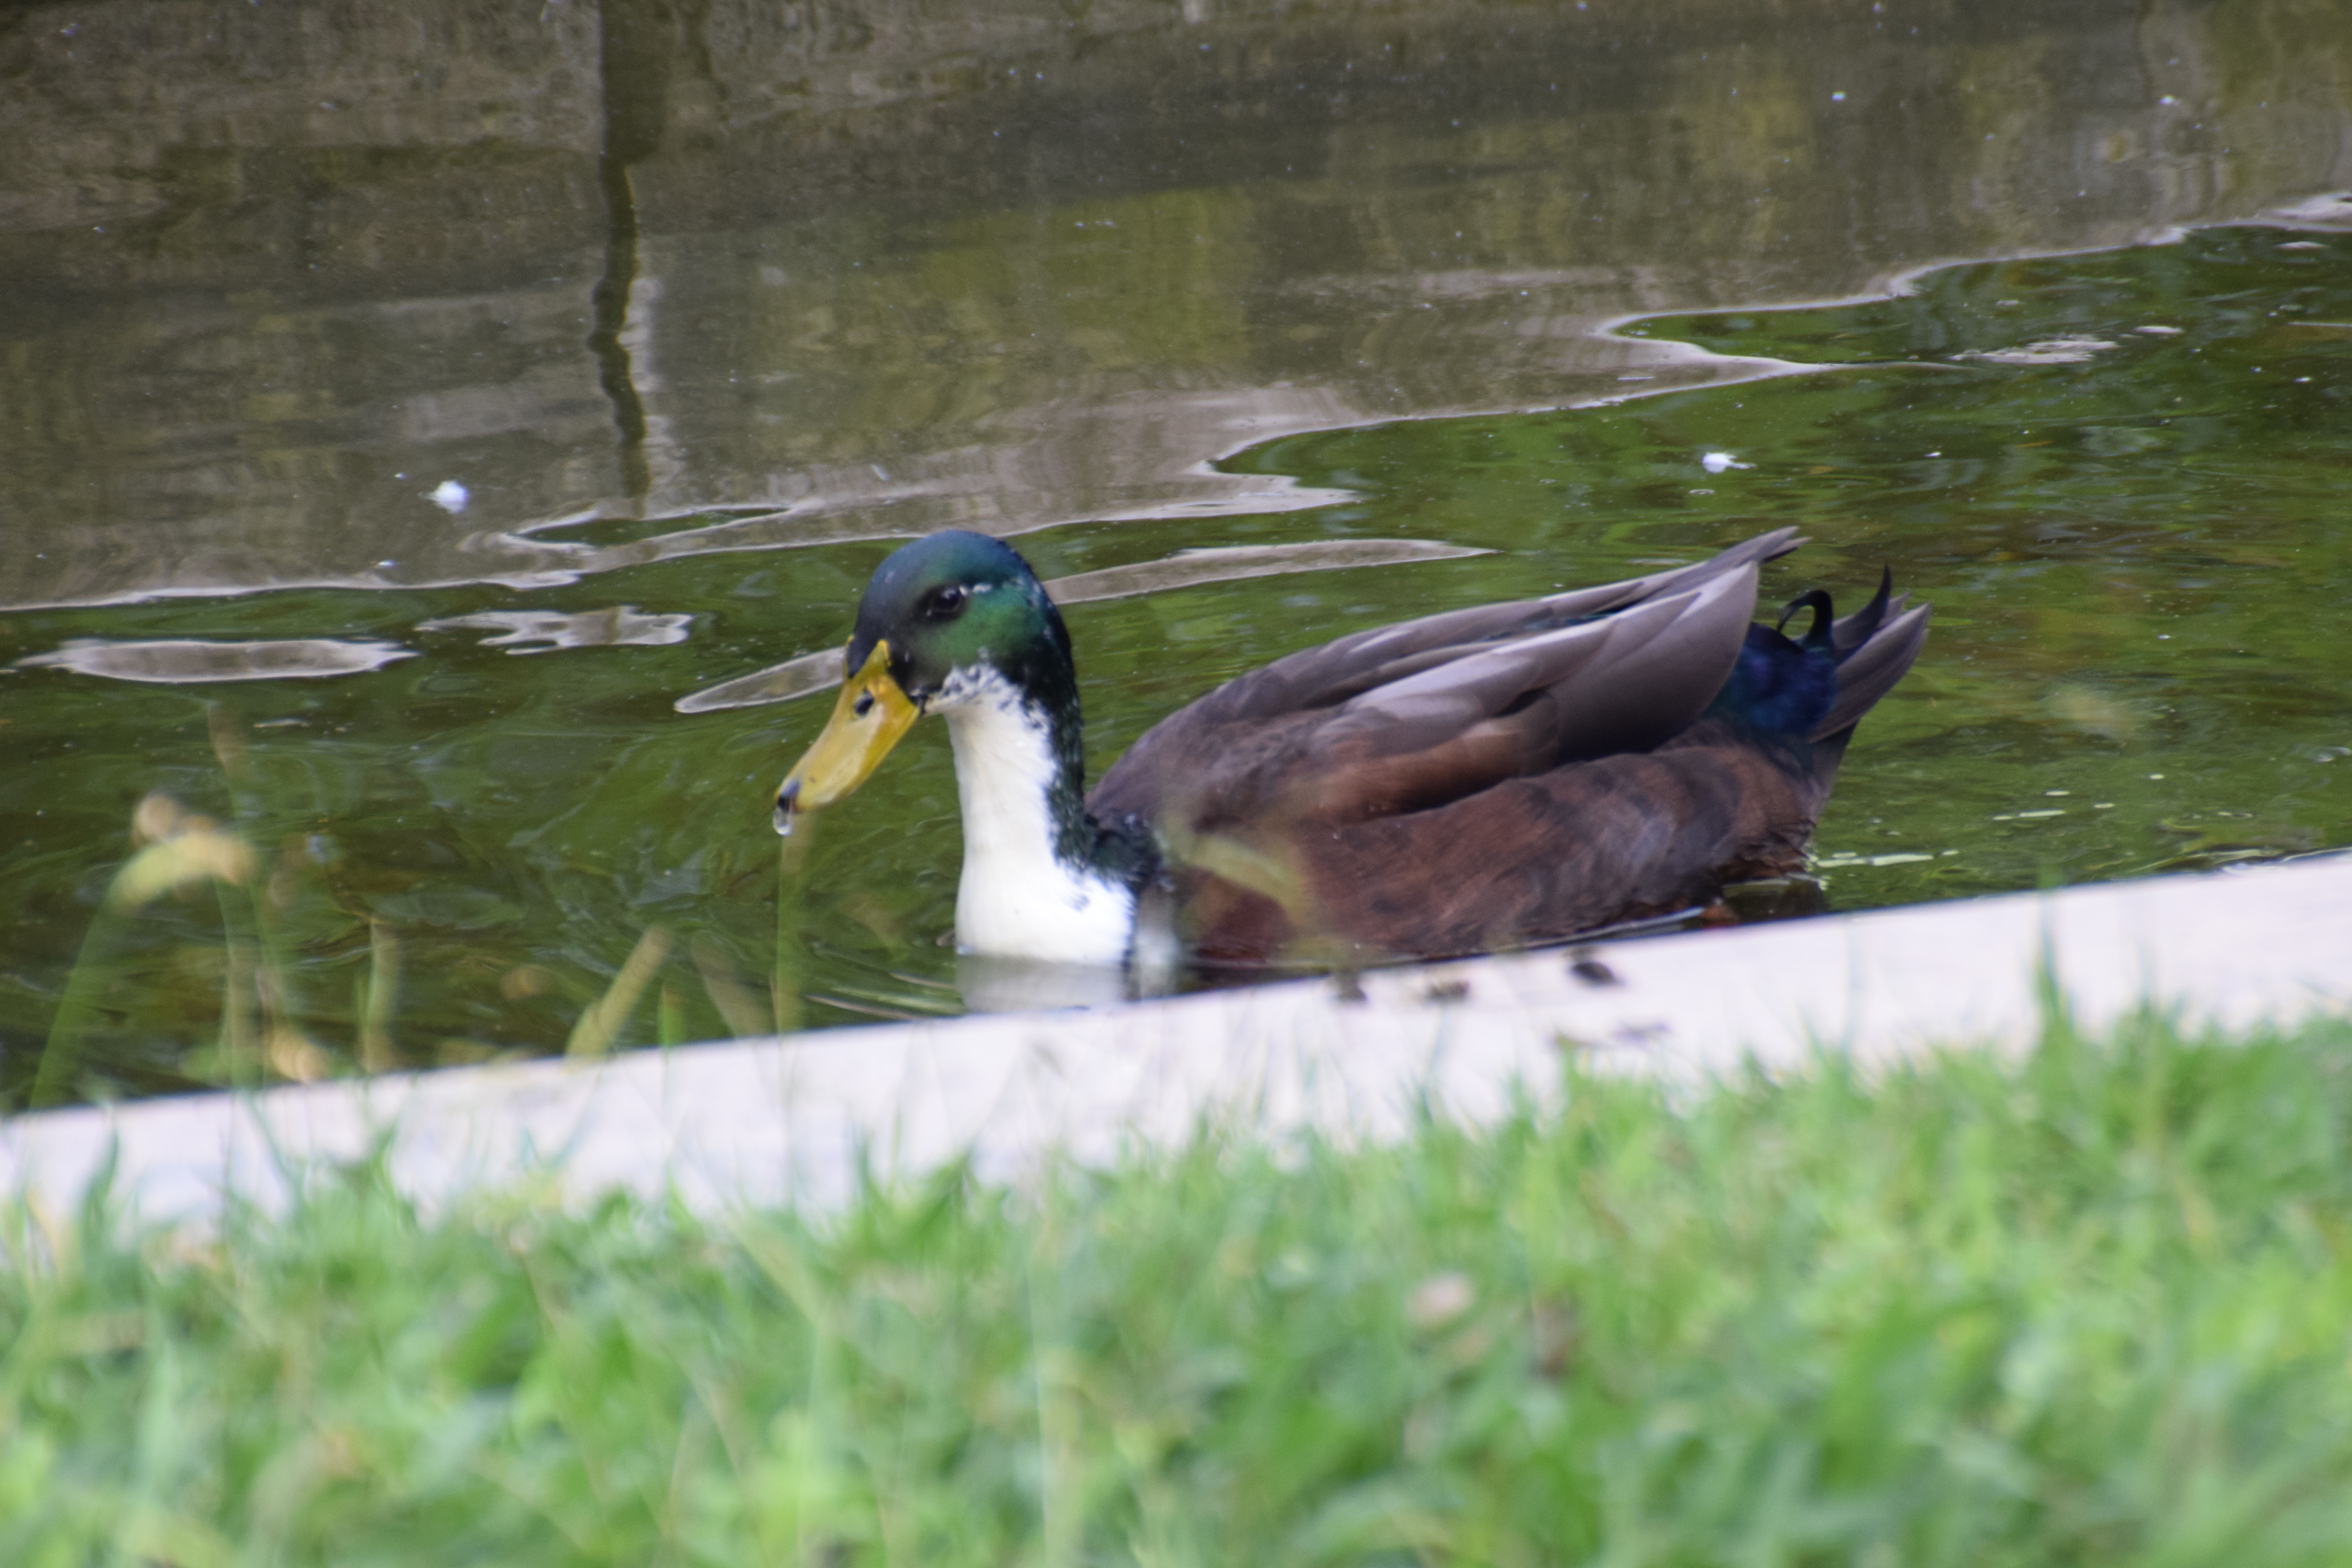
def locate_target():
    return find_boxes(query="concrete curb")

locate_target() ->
[5,858,2348,1225]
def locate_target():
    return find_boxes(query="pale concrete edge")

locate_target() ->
[4,858,2348,1236]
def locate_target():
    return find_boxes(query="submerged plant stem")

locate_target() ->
[567,926,674,1059]
[214,882,260,1088]
[774,831,809,1035]
[691,934,771,1040]
[31,907,127,1109]
[359,920,402,1073]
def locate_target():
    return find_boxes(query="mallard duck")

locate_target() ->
[775,528,1928,969]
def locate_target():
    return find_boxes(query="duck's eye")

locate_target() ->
[853,692,875,717]
[922,584,969,620]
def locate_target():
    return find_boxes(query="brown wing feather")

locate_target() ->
[1103,571,1758,832]
[1092,530,1792,826]
[1289,565,1760,820]
[1085,528,1926,964]
[1184,720,1829,964]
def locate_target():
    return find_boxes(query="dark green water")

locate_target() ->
[5,223,2348,1106]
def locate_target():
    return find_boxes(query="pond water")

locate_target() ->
[4,0,2350,1107]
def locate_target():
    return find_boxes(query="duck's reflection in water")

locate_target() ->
[954,951,1136,1015]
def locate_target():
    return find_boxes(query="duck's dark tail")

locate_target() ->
[1712,566,1930,773]
[1805,568,1932,748]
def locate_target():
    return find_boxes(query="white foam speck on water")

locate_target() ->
[1954,337,2118,365]
[1813,851,1936,869]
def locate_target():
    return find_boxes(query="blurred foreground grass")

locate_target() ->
[9,1009,2352,1563]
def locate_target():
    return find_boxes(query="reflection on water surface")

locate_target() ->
[17,638,419,684]
[3,0,2350,1106]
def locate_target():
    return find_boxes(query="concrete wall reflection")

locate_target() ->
[1,0,2347,607]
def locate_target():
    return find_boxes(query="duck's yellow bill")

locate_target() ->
[774,641,920,834]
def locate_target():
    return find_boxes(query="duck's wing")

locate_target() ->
[1281,561,1764,821]
[1185,581,1932,965]
[1093,530,1792,830]
[1146,526,1802,729]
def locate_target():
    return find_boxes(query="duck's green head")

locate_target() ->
[775,531,1074,828]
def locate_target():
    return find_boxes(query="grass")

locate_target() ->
[22,785,752,1111]
[8,1009,2352,1564]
